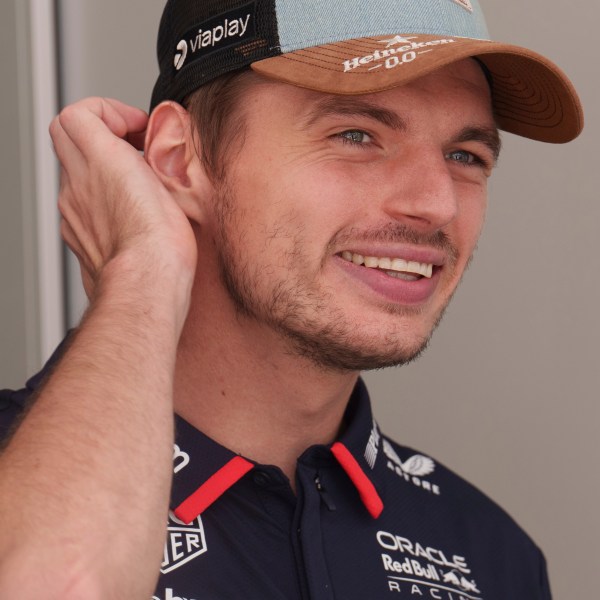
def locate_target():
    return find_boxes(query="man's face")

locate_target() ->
[205,59,498,371]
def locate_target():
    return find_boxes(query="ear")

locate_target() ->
[145,101,212,224]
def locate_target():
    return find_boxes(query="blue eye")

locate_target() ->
[447,150,494,171]
[447,150,478,164]
[337,130,373,145]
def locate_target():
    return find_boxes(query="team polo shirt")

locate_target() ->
[1,351,551,600]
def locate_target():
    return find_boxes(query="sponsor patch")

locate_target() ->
[342,36,456,75]
[161,511,207,574]
[364,420,381,469]
[173,2,256,71]
[383,440,440,495]
[153,588,198,600]
[377,530,483,598]
[173,444,190,474]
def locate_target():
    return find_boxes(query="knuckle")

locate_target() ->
[57,97,102,126]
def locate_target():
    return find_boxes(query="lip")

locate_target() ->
[333,253,443,305]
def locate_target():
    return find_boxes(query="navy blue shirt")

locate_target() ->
[1,349,551,600]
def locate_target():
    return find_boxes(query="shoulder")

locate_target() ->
[0,334,73,443]
[375,433,551,598]
[0,385,33,442]
[379,433,538,544]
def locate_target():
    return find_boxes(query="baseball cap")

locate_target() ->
[150,0,583,143]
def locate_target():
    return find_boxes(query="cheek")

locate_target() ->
[249,161,365,240]
[281,160,380,226]
[455,185,488,257]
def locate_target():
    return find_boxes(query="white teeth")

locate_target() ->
[340,252,434,278]
[408,261,421,273]
[391,258,408,271]
[364,256,379,268]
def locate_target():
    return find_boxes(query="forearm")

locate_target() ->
[0,255,191,599]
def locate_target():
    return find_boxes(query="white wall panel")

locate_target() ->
[29,0,64,360]
[1,0,63,388]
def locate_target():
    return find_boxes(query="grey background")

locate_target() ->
[1,0,598,597]
[0,0,41,387]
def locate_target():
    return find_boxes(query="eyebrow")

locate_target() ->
[301,96,408,132]
[453,126,502,163]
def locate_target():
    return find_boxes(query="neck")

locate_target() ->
[173,274,358,483]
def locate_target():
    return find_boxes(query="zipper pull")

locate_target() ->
[315,475,337,511]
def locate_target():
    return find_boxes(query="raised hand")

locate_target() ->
[50,97,198,302]
[0,98,202,599]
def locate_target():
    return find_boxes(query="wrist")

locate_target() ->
[92,249,195,336]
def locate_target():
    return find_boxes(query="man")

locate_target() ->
[0,0,583,598]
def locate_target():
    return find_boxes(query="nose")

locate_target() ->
[380,149,459,232]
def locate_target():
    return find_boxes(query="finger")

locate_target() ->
[62,218,96,300]
[79,264,96,301]
[60,218,86,268]
[49,115,87,178]
[57,98,148,154]
[56,165,101,258]
[104,98,148,138]
[59,203,104,276]
[61,221,102,293]
[104,97,148,152]
[56,167,70,211]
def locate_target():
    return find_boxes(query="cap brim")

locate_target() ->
[251,35,583,143]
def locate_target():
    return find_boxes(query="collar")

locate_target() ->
[170,379,385,524]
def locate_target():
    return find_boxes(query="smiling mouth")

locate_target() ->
[340,251,434,281]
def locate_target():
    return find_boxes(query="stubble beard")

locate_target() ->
[213,182,461,373]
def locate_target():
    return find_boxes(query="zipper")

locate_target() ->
[315,475,337,511]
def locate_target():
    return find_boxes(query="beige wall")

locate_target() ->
[2,0,598,597]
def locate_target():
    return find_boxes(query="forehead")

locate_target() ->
[408,57,491,92]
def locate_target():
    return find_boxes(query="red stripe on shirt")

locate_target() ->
[331,441,384,519]
[174,456,254,524]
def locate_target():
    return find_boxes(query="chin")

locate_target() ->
[281,321,435,373]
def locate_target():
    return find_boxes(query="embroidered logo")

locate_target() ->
[174,40,188,71]
[379,35,419,48]
[442,570,481,594]
[160,511,207,574]
[364,420,381,469]
[342,36,456,74]
[383,440,440,495]
[377,531,483,598]
[452,0,474,12]
[153,588,198,600]
[173,444,190,474]
[173,3,256,72]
